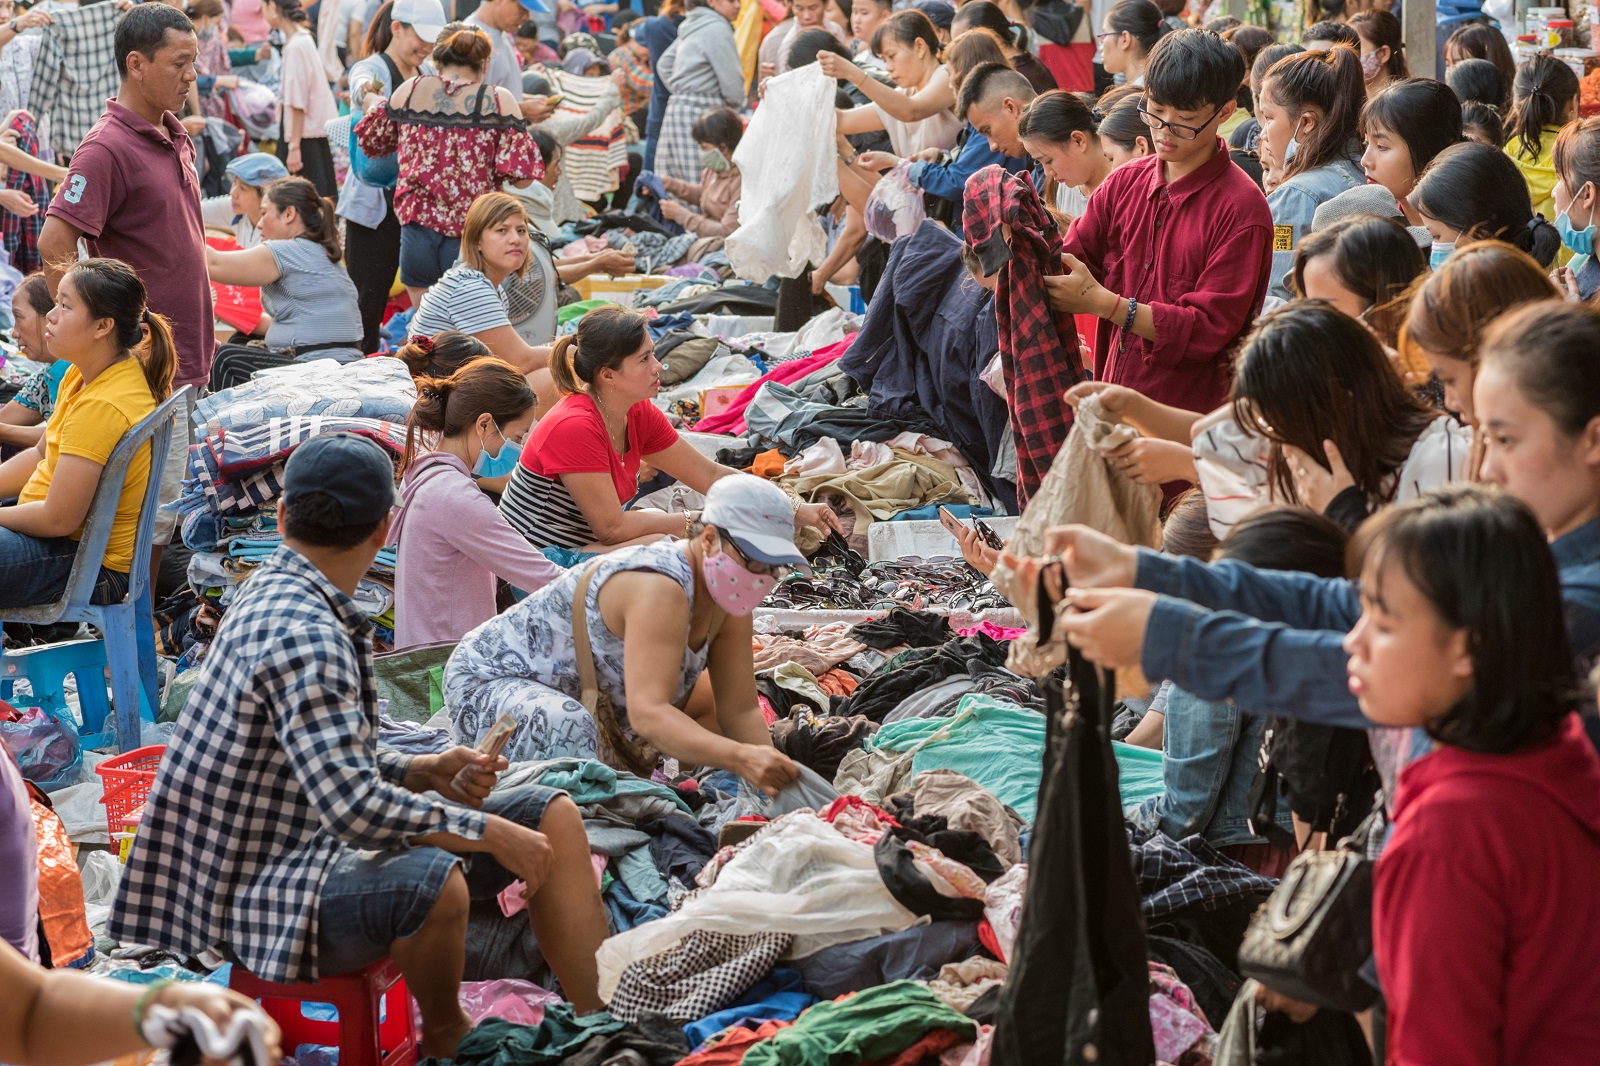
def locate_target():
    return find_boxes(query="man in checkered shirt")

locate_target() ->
[110,434,608,1058]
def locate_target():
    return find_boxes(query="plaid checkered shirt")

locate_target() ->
[110,546,488,983]
[963,165,1086,505]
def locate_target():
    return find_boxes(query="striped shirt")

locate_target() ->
[409,264,511,340]
[499,462,598,550]
[261,238,363,356]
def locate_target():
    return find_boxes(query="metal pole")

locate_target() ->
[1403,0,1437,80]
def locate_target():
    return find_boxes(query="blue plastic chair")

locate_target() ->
[0,386,191,753]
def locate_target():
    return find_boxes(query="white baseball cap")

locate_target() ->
[701,475,812,572]
[392,0,448,42]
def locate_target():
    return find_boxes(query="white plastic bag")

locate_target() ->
[595,813,923,1000]
[726,66,839,281]
[864,162,927,244]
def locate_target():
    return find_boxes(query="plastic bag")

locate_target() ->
[1,707,82,791]
[227,80,280,141]
[864,162,928,245]
[79,848,125,907]
[454,979,563,1026]
[595,813,922,1000]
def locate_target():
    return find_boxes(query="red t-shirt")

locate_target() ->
[47,102,215,389]
[522,393,679,504]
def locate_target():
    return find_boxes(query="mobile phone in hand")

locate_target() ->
[938,505,966,539]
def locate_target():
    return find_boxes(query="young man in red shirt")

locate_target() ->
[1048,29,1271,424]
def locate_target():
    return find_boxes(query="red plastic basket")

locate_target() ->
[94,745,165,839]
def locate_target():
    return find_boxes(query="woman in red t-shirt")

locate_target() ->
[499,306,843,552]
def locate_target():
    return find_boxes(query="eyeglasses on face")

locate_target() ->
[1136,102,1221,142]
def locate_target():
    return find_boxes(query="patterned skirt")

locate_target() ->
[657,90,724,185]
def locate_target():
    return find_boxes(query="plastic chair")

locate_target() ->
[0,637,153,740]
[0,386,190,753]
[230,958,418,1066]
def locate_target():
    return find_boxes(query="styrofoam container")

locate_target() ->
[866,517,1019,562]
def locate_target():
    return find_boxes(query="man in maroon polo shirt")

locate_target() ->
[39,3,210,559]
[1048,29,1271,424]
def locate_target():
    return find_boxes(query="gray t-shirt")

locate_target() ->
[262,238,363,358]
[409,264,511,339]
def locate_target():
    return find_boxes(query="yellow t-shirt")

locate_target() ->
[18,358,156,573]
[1506,127,1573,267]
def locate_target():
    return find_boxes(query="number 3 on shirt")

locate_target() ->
[62,174,86,204]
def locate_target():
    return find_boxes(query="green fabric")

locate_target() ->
[429,666,446,715]
[537,758,695,815]
[557,298,612,326]
[421,1012,625,1066]
[373,642,457,723]
[741,981,975,1066]
[227,47,259,66]
[159,668,202,724]
[868,695,1164,823]
[1112,739,1165,815]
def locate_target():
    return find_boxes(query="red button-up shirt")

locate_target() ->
[1062,140,1271,416]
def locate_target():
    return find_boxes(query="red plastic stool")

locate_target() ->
[229,958,417,1066]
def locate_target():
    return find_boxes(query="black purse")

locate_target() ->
[1237,808,1381,1013]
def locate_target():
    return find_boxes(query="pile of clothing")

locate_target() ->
[168,358,417,657]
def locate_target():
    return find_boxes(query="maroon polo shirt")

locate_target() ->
[1062,138,1272,416]
[47,100,214,388]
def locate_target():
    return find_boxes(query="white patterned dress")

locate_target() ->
[443,540,708,764]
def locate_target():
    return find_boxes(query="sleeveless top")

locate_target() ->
[447,539,708,724]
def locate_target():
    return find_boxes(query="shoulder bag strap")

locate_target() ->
[572,559,606,712]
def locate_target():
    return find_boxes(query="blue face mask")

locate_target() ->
[473,424,522,478]
[1429,240,1454,271]
[1284,135,1299,163]
[1555,204,1597,257]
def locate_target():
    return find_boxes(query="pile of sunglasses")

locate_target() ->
[764,533,1008,612]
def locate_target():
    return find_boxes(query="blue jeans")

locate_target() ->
[314,782,561,976]
[398,224,461,289]
[0,528,128,609]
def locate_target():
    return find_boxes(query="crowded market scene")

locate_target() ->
[1,0,1598,1061]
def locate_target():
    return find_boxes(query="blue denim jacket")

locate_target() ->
[1137,515,1600,731]
[1128,681,1290,847]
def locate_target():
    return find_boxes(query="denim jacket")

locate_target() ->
[1138,514,1600,733]
[1128,681,1290,847]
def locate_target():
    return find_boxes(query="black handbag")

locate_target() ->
[1237,809,1381,1013]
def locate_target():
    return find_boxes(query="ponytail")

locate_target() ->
[1508,54,1580,163]
[139,311,178,403]
[402,356,534,471]
[548,335,581,397]
[398,330,491,380]
[1262,44,1364,180]
[63,259,175,402]
[264,176,341,261]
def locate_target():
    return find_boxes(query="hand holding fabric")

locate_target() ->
[1056,587,1158,670]
[1040,523,1137,589]
[1106,436,1196,485]
[816,51,864,86]
[1043,252,1114,316]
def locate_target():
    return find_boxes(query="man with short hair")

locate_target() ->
[775,0,848,74]
[111,434,608,1061]
[38,4,210,556]
[957,63,1038,160]
[1049,28,1272,423]
[468,0,558,122]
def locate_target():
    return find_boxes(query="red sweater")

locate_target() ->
[1060,140,1272,417]
[1375,713,1600,1066]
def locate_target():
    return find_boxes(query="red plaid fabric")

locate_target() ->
[3,114,49,273]
[963,164,1085,505]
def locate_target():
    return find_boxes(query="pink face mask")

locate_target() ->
[1361,50,1383,80]
[703,544,779,616]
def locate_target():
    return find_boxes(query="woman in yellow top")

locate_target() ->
[1504,55,1579,225]
[0,259,175,609]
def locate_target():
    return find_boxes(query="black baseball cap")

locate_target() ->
[281,433,399,526]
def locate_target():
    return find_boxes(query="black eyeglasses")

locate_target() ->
[1136,102,1221,142]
